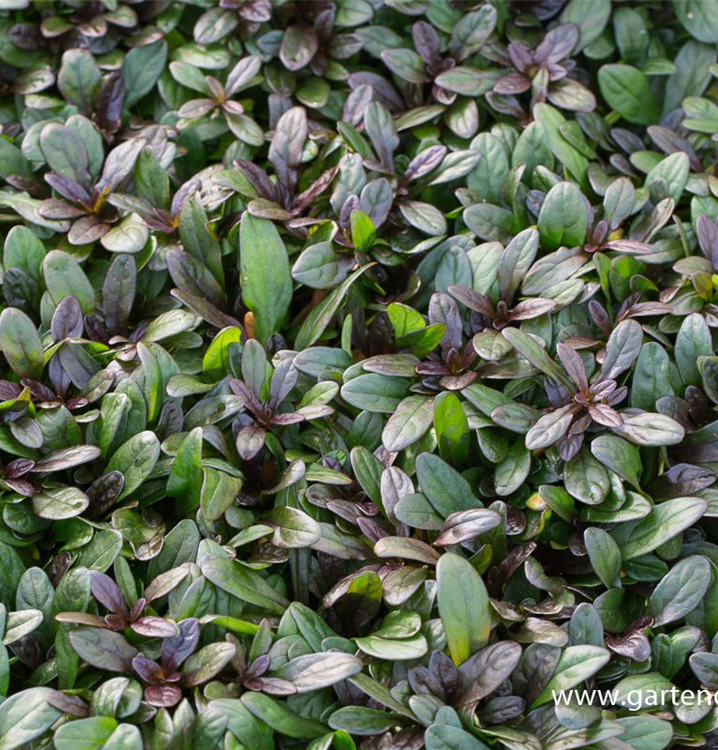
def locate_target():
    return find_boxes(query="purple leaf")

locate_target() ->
[162,618,201,673]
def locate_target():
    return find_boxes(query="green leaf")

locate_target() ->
[598,64,660,125]
[123,40,168,107]
[4,610,43,645]
[673,0,718,43]
[501,327,573,389]
[264,506,320,548]
[467,133,509,204]
[274,652,362,692]
[76,530,123,572]
[182,642,236,687]
[433,391,469,463]
[57,49,100,113]
[43,250,95,314]
[148,520,200,578]
[0,308,43,379]
[292,242,352,290]
[167,427,204,513]
[200,556,289,615]
[294,264,375,350]
[690,651,718,689]
[341,374,410,413]
[388,303,425,337]
[350,211,376,253]
[525,405,576,451]
[329,706,409,736]
[531,645,611,708]
[612,673,675,710]
[539,485,576,522]
[613,716,673,750]
[69,628,137,672]
[676,313,712,387]
[54,717,119,750]
[564,447,611,505]
[646,153,689,203]
[599,319,643,381]
[629,343,673,410]
[106,431,160,501]
[381,48,429,84]
[180,193,224,288]
[32,486,89,520]
[538,181,588,251]
[100,214,149,254]
[0,688,61,750]
[533,103,589,188]
[560,0,611,50]
[103,254,136,336]
[435,508,502,546]
[382,395,433,452]
[590,435,642,488]
[647,556,712,626]
[241,693,326,739]
[494,439,531,496]
[355,632,428,660]
[425,724,491,750]
[611,497,707,559]
[201,467,242,522]
[349,673,416,718]
[3,227,46,282]
[436,553,491,665]
[613,413,684,447]
[584,528,622,588]
[239,213,292,345]
[416,453,479,516]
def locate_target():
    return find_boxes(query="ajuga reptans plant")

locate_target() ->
[0,1,717,749]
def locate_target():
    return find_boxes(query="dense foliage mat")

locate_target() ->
[2,0,718,748]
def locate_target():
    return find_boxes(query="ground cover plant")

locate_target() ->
[2,0,718,748]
